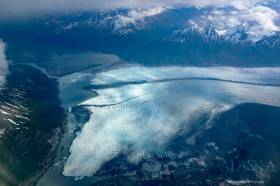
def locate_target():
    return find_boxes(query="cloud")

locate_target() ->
[0,0,174,19]
[114,7,166,30]
[186,0,267,9]
[0,0,277,19]
[248,5,279,32]
[168,1,280,42]
[1,1,279,42]
[0,40,9,85]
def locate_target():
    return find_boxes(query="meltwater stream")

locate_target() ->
[61,66,280,178]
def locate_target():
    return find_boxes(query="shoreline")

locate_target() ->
[35,64,106,186]
[35,58,127,185]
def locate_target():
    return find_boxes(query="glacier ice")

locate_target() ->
[63,66,280,177]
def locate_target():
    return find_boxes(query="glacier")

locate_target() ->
[63,66,280,177]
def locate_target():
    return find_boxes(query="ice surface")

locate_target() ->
[63,66,280,177]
